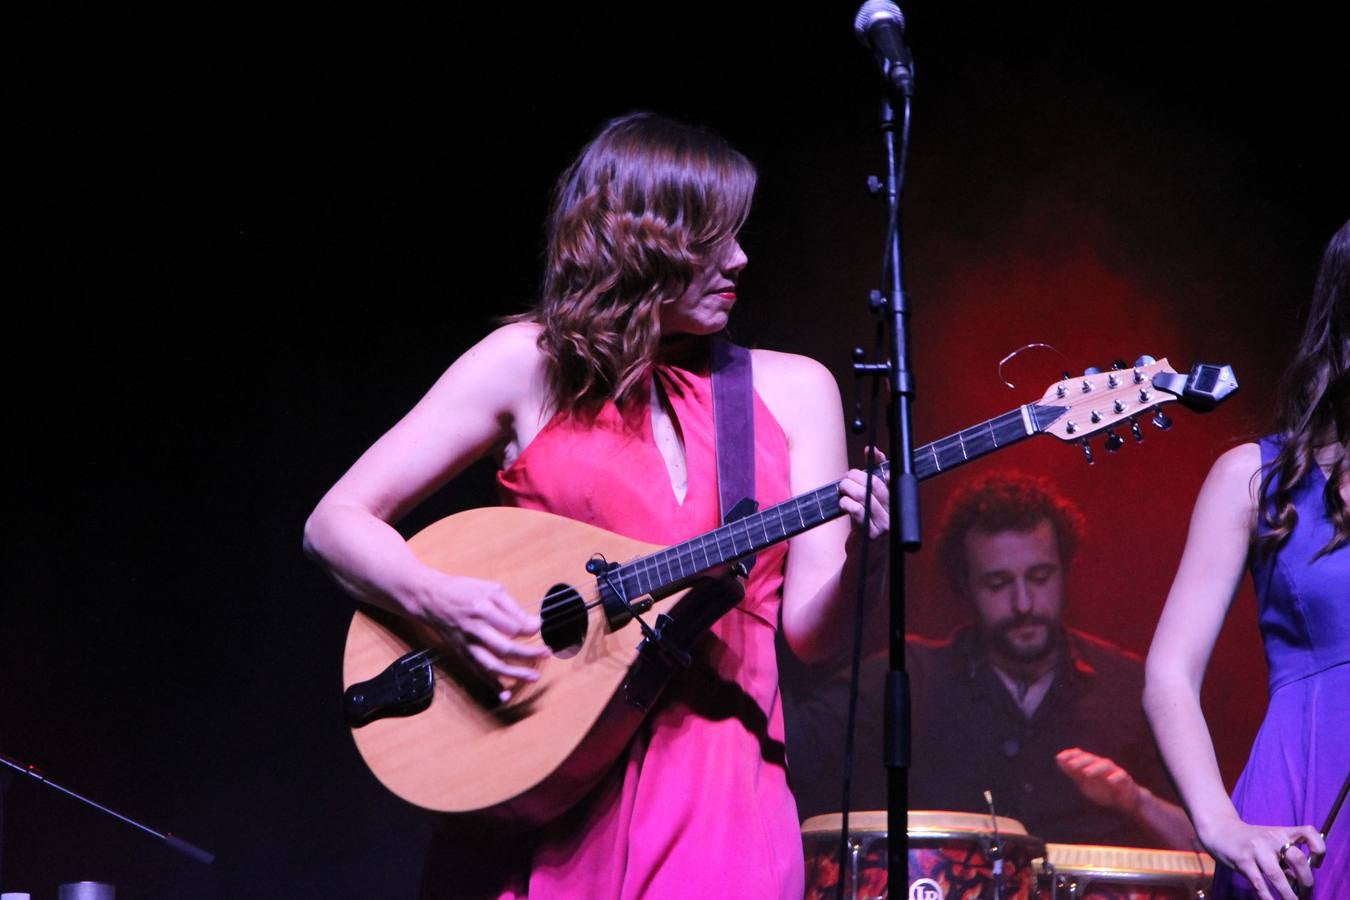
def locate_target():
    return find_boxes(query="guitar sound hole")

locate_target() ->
[540,583,586,657]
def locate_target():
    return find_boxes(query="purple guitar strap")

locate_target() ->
[711,337,758,575]
[609,337,758,704]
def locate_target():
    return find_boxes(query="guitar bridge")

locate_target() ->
[344,651,435,727]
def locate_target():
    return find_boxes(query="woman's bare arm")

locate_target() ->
[303,322,551,687]
[1143,443,1324,899]
[753,350,889,667]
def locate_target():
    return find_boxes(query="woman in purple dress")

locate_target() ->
[1144,219,1349,900]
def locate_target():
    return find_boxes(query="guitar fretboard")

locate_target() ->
[618,481,843,600]
[616,401,1068,599]
[914,403,1064,479]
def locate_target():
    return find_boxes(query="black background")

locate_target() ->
[5,2,1347,897]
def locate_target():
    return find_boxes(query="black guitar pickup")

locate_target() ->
[343,651,435,727]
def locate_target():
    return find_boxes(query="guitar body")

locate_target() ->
[343,506,696,824]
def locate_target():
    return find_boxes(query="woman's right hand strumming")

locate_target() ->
[302,497,549,698]
[402,568,547,690]
[303,323,553,697]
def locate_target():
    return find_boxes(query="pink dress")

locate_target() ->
[430,361,803,898]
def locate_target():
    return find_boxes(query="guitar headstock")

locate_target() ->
[1035,357,1238,461]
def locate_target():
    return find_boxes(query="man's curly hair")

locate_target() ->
[936,471,1086,597]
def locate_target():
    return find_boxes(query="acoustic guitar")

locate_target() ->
[341,357,1236,824]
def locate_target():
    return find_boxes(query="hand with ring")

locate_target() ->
[1198,817,1326,900]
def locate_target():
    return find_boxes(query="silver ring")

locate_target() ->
[1278,840,1295,861]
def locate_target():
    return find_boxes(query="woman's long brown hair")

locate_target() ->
[1257,219,1350,558]
[523,112,756,418]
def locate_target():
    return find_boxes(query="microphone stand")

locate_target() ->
[851,71,920,900]
[0,750,215,872]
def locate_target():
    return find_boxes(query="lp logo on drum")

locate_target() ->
[907,877,942,900]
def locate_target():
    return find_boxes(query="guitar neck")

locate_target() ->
[616,401,1067,600]
[617,481,843,600]
[913,402,1066,479]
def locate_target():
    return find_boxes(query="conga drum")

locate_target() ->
[1038,843,1215,899]
[802,810,1047,900]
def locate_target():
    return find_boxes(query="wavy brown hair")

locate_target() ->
[524,112,756,417]
[936,471,1087,598]
[1257,218,1350,558]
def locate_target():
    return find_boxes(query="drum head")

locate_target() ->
[1041,842,1214,896]
[802,810,1045,900]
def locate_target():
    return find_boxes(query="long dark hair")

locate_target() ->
[525,112,756,417]
[1257,219,1350,557]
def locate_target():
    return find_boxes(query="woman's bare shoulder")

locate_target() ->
[1213,440,1261,471]
[441,322,548,399]
[1210,442,1262,500]
[467,320,545,365]
[453,321,553,457]
[750,348,838,403]
[402,321,550,442]
[1188,442,1263,532]
[749,348,844,454]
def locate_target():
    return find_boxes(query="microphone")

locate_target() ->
[853,0,913,95]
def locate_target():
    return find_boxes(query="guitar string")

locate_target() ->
[398,490,835,680]
[418,376,1148,659]
[432,380,1145,639]
[527,482,844,619]
[410,474,867,663]
[523,379,1154,629]
[405,372,1165,683]
[418,391,1123,642]
[400,527,755,672]
[402,511,793,689]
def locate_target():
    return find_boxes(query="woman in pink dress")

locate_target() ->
[304,112,890,898]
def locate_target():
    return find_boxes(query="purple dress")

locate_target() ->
[1215,437,1350,899]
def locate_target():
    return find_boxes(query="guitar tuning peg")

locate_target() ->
[1061,371,1072,381]
[1134,354,1157,367]
[1081,438,1095,466]
[1152,407,1173,431]
[1105,430,1125,453]
[1111,359,1128,370]
[1130,416,1145,442]
[1084,366,1103,375]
